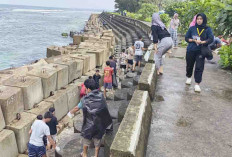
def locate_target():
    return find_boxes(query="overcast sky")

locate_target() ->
[0,0,115,10]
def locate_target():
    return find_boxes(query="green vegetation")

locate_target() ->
[219,45,232,70]
[113,0,232,70]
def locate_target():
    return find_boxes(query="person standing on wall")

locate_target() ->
[185,13,214,92]
[151,13,173,75]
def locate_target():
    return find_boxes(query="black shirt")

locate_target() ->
[110,60,117,74]
[93,74,101,89]
[46,116,58,135]
[151,25,170,44]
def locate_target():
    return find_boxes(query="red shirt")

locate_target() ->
[104,67,113,83]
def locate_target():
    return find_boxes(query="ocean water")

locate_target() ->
[0,4,100,70]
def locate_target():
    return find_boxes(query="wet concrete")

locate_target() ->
[146,48,232,157]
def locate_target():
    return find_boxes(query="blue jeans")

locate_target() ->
[28,143,46,157]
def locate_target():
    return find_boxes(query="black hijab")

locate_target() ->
[195,13,208,29]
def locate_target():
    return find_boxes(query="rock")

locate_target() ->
[126,72,137,78]
[106,100,128,119]
[121,78,134,88]
[104,123,120,157]
[118,102,129,122]
[133,75,140,85]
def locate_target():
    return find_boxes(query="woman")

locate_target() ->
[169,13,180,48]
[189,15,197,28]
[185,13,214,92]
[151,13,173,75]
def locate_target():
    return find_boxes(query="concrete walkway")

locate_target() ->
[146,48,232,157]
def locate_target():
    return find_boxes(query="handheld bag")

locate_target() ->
[201,46,213,60]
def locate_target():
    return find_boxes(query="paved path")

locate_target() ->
[146,48,232,157]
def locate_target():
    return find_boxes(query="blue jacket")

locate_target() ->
[185,26,214,52]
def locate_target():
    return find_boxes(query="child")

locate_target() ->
[80,76,93,98]
[46,107,58,150]
[93,70,101,90]
[103,61,113,98]
[119,49,127,74]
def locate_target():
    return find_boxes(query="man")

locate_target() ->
[133,36,145,71]
[28,112,56,157]
[68,79,112,157]
[109,55,118,88]
[46,107,58,150]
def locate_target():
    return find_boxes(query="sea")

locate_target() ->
[0,4,101,70]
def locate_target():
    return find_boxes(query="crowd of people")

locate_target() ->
[27,11,232,157]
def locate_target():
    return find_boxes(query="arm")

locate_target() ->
[185,28,194,43]
[29,129,32,135]
[47,135,56,149]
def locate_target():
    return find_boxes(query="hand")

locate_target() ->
[195,40,201,45]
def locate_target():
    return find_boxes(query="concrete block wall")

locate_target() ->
[110,90,152,157]
[0,13,115,156]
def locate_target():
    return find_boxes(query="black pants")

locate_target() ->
[186,50,205,83]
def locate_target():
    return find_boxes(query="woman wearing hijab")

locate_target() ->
[185,13,214,92]
[169,13,180,48]
[151,13,173,75]
[189,15,197,28]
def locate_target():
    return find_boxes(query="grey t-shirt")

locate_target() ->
[134,41,144,56]
[29,120,50,146]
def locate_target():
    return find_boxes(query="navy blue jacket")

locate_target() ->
[185,26,214,52]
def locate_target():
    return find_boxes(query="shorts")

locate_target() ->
[134,55,143,62]
[47,134,57,144]
[120,64,126,69]
[83,138,102,147]
[28,143,46,157]
[104,82,112,89]
[127,59,133,65]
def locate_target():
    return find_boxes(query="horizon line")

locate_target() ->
[0,3,114,11]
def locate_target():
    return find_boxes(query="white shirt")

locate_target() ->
[29,120,50,146]
[134,41,144,56]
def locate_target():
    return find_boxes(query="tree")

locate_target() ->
[138,3,159,20]
[114,0,140,12]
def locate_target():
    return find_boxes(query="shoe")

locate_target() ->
[194,85,201,92]
[185,78,192,85]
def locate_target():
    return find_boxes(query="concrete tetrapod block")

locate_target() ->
[0,74,13,85]
[73,35,81,45]
[87,49,104,67]
[3,76,43,110]
[45,56,78,83]
[6,112,37,154]
[84,53,96,70]
[27,101,53,117]
[110,90,152,157]
[44,64,69,90]
[138,63,157,100]
[64,57,83,80]
[0,106,5,131]
[27,67,57,99]
[0,85,24,125]
[0,129,19,157]
[73,112,83,133]
[63,84,80,110]
[107,100,129,119]
[44,90,68,121]
[69,54,90,74]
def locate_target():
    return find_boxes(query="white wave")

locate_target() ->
[12,9,64,13]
